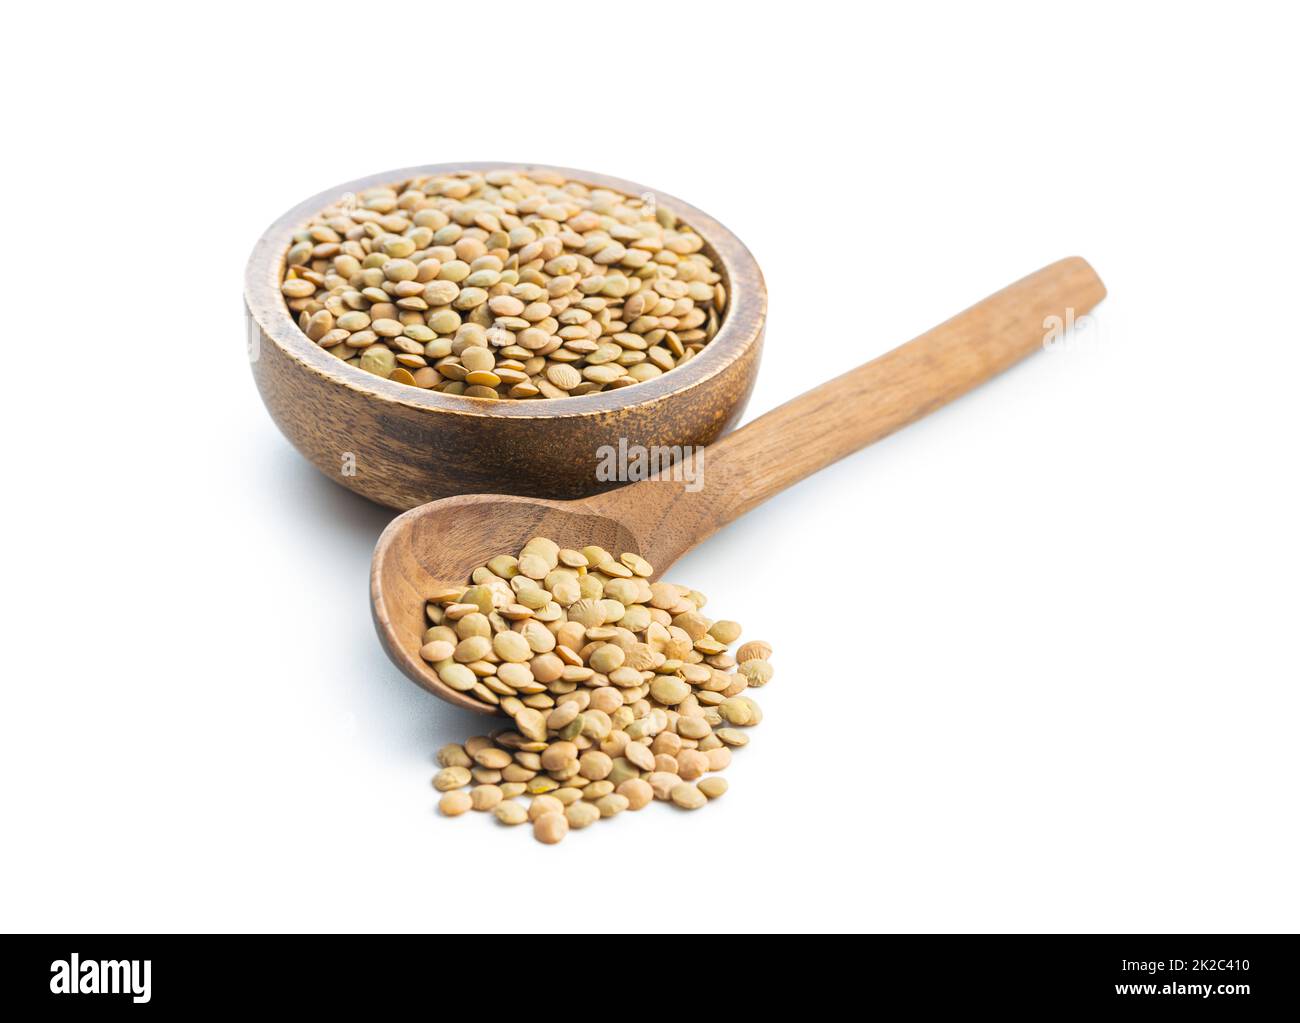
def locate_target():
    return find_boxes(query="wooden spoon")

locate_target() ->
[372,256,1106,714]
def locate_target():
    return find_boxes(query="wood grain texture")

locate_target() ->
[372,256,1107,713]
[244,163,767,510]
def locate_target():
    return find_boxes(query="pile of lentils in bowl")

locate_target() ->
[280,169,728,399]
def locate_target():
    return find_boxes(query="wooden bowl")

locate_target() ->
[243,162,766,510]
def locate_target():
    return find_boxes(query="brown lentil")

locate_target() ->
[438,791,472,816]
[493,801,528,825]
[533,812,569,844]
[670,783,708,810]
[470,785,503,811]
[698,776,729,799]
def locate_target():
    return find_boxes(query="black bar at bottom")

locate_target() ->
[0,934,1291,1012]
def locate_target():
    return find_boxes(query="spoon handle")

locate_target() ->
[591,256,1106,569]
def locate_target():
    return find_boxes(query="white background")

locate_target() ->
[3,2,1296,933]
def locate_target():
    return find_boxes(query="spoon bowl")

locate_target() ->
[371,493,645,712]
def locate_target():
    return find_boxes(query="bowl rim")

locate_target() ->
[244,161,766,420]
